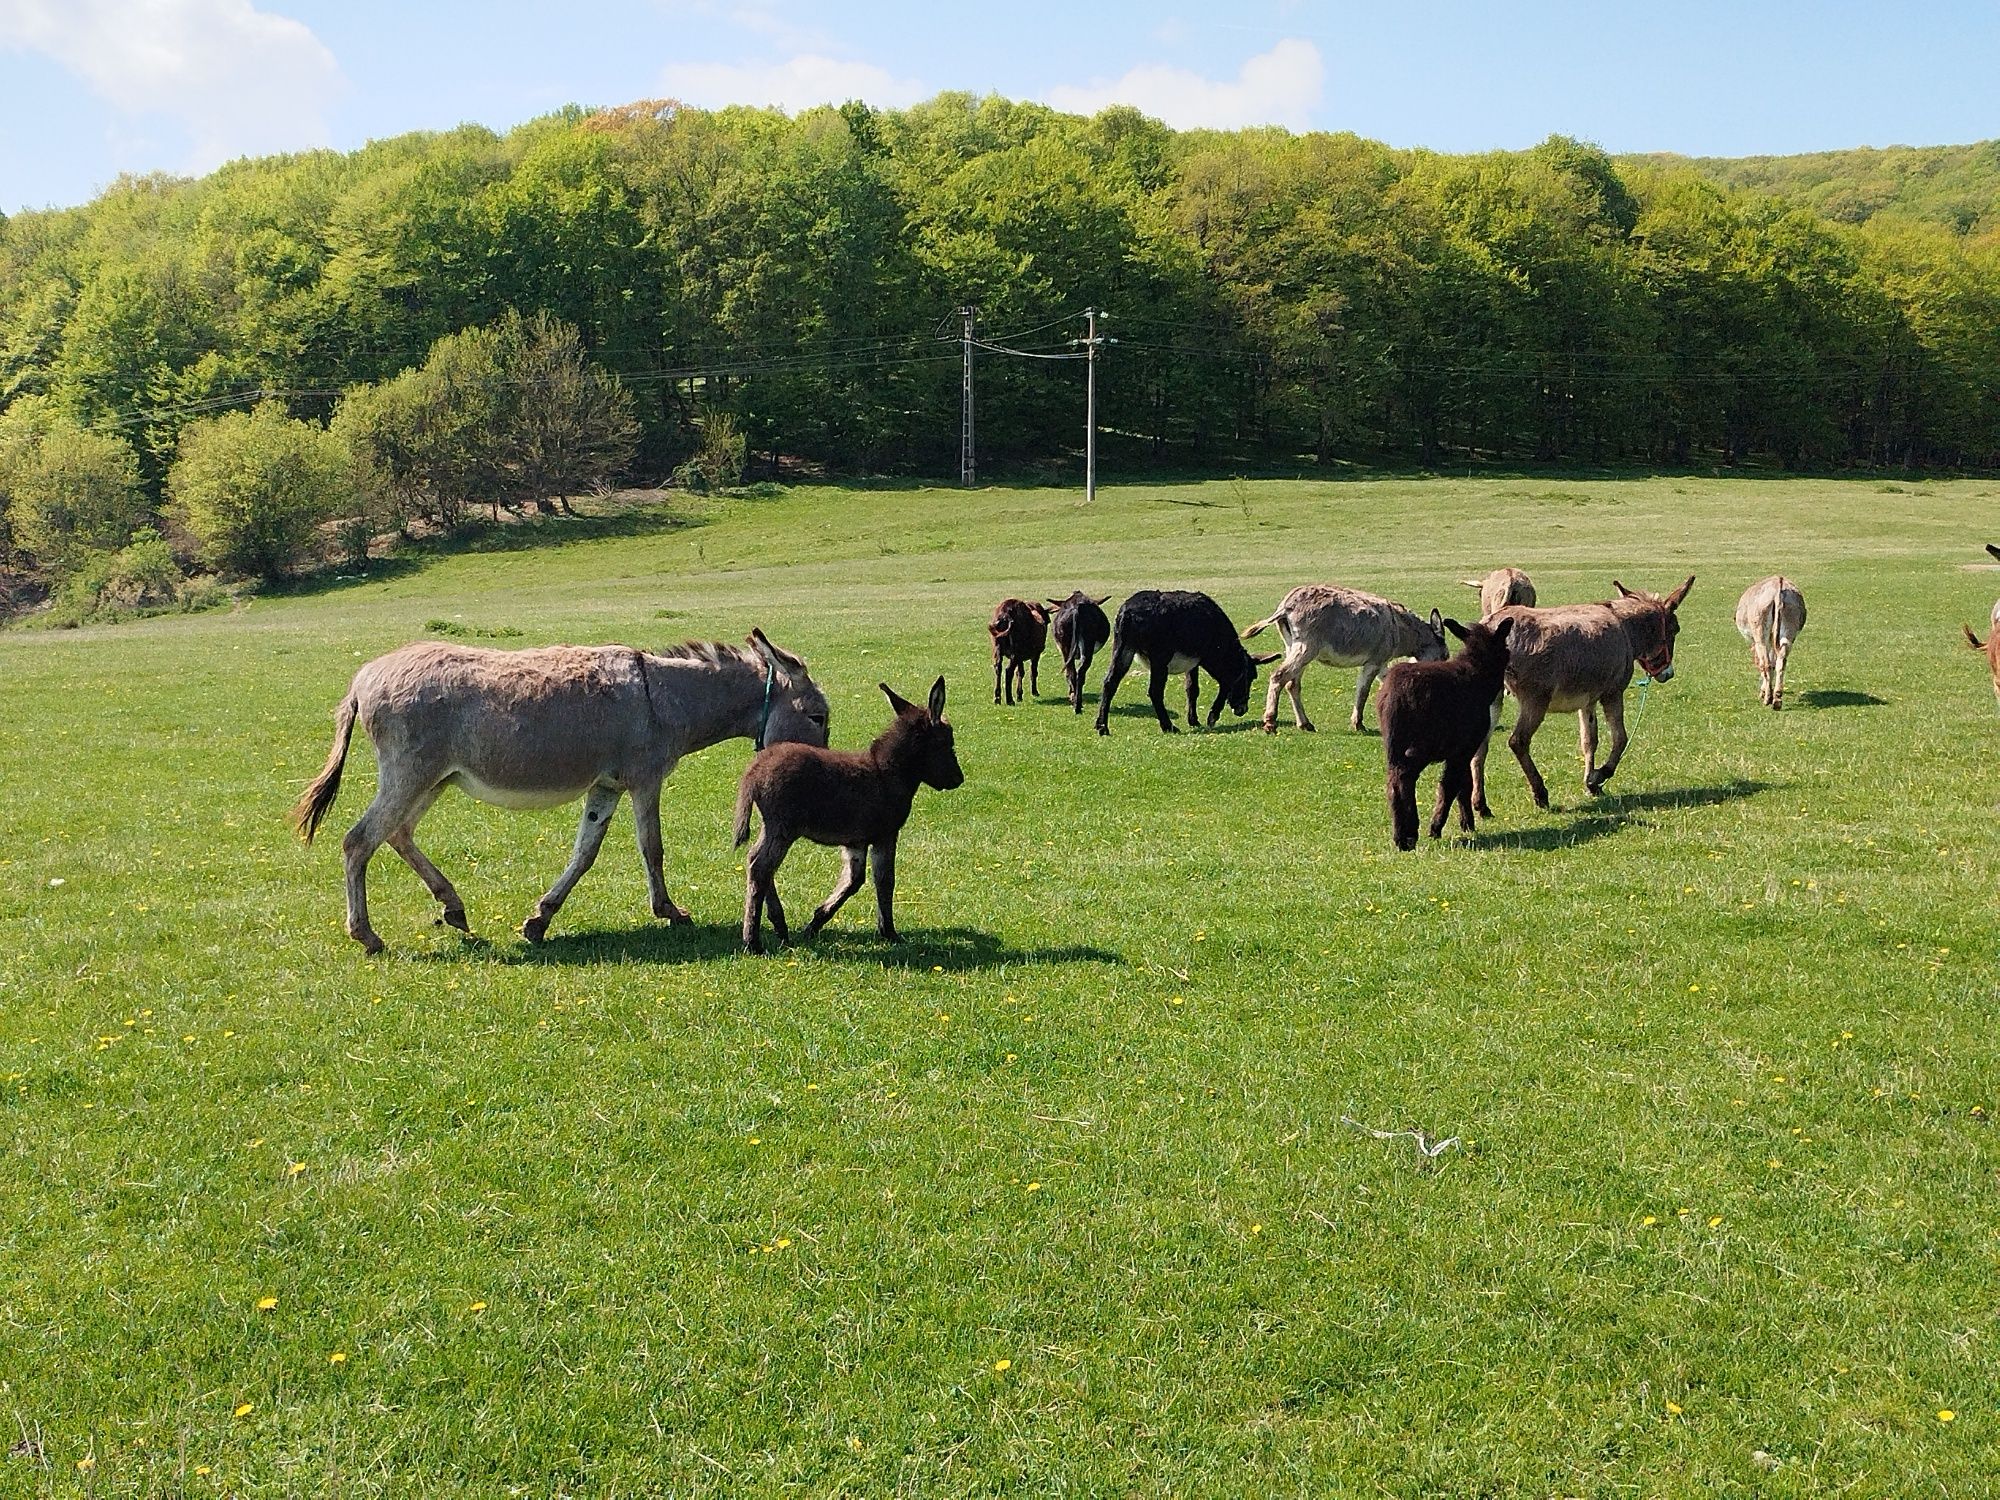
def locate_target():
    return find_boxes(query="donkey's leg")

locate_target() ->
[741,827,795,954]
[1471,696,1503,817]
[523,784,622,943]
[1351,663,1382,732]
[869,839,900,942]
[384,784,466,931]
[1185,669,1202,730]
[1385,761,1419,851]
[1586,692,1629,795]
[1094,645,1135,735]
[806,845,869,936]
[630,780,693,925]
[1772,636,1791,709]
[1427,760,1463,840]
[1453,754,1478,832]
[1507,694,1554,810]
[1143,659,1178,733]
[1578,704,1600,787]
[1029,652,1040,697]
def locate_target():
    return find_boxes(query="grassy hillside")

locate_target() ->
[1634,139,2000,231]
[4,476,1998,1496]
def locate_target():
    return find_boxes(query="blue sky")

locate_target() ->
[3,0,1997,214]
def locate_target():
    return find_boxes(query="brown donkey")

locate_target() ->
[989,599,1049,704]
[735,678,964,953]
[1965,543,2000,707]
[1472,576,1694,812]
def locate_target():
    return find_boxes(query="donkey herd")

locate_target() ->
[292,544,2000,955]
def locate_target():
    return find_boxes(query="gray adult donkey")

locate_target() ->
[291,629,830,953]
[1241,584,1447,733]
[1471,576,1694,813]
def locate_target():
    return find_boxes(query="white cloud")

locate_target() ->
[660,52,927,113]
[0,0,343,172]
[1047,38,1324,131]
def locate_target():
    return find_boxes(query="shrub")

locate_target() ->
[0,400,149,579]
[674,410,746,492]
[167,403,353,578]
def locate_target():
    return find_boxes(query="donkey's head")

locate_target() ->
[1611,576,1695,682]
[1417,607,1452,662]
[1441,613,1515,673]
[1208,648,1284,726]
[880,677,965,790]
[748,628,831,748]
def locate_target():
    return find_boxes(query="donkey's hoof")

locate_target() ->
[1473,800,1493,819]
[521,915,550,944]
[439,908,471,933]
[1261,718,1277,734]
[654,900,694,925]
[353,930,386,956]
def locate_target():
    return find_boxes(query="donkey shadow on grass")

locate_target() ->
[1797,688,1889,710]
[436,922,1124,972]
[1468,777,1774,851]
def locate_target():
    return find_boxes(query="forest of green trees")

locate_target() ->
[3,92,1999,613]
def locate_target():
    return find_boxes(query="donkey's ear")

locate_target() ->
[1029,604,1049,622]
[1665,574,1696,611]
[1442,617,1469,641]
[880,681,918,716]
[1092,595,1110,606]
[1612,580,1633,598]
[1429,607,1445,635]
[927,676,947,721]
[749,628,805,677]
[1491,616,1515,645]
[1986,543,2000,563]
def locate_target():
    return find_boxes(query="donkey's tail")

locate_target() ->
[291,694,358,844]
[1965,623,1988,651]
[732,778,757,848]
[1769,585,1786,646]
[1241,611,1283,641]
[1459,578,1485,589]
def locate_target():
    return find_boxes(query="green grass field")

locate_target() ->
[4,475,1998,1497]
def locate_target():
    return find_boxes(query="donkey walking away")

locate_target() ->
[1378,616,1515,850]
[1735,575,1806,708]
[1047,591,1111,712]
[291,630,830,953]
[1460,567,1537,620]
[1472,576,1694,812]
[1242,584,1446,733]
[736,678,963,953]
[989,598,1049,705]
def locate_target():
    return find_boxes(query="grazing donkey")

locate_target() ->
[1241,584,1447,733]
[292,630,830,953]
[1471,576,1695,812]
[735,678,964,953]
[989,598,1049,704]
[1460,567,1537,619]
[1094,590,1280,735]
[1047,591,1111,712]
[1378,616,1515,849]
[1735,575,1807,708]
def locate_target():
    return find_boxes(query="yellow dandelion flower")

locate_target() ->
[1665,1401,1683,1416]
[775,1237,792,1250]
[329,1351,348,1365]
[992,1358,1011,1372]
[1025,1181,1042,1192]
[77,1457,96,1472]
[194,1465,213,1476]
[1249,1223,1262,1234]
[284,1161,306,1178]
[1938,1409,1956,1422]
[467,1300,487,1313]
[247,1137,264,1148]
[1708,1215,1722,1228]
[256,1296,278,1311]
[233,1403,253,1418]
[1641,1216,1657,1226]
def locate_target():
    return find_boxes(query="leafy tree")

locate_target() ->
[167,402,351,577]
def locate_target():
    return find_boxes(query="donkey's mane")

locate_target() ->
[646,640,761,671]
